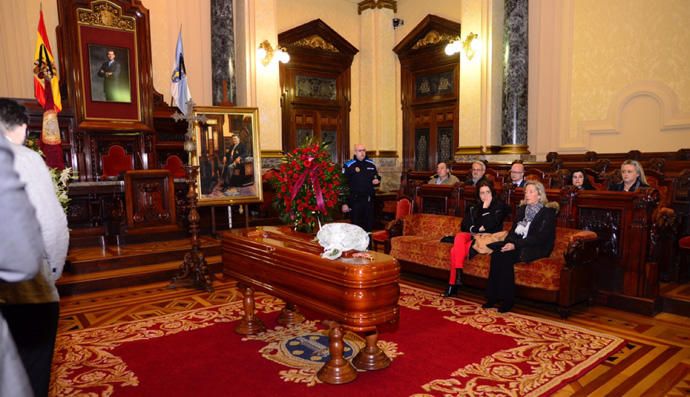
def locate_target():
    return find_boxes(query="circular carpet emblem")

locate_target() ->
[280,333,359,365]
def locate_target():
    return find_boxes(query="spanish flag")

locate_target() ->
[33,8,61,113]
[34,7,64,169]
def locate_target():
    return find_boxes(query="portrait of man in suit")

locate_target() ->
[88,46,131,103]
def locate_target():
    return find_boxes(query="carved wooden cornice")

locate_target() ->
[358,0,397,15]
[77,0,135,31]
[411,30,455,50]
[292,35,339,53]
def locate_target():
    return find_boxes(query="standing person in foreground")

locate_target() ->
[442,181,508,297]
[0,98,70,397]
[484,181,557,313]
[608,160,650,192]
[342,143,380,232]
[0,125,44,397]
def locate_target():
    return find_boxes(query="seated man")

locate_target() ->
[465,160,489,186]
[428,162,460,185]
[509,160,526,188]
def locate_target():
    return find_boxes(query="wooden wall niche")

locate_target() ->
[394,15,460,171]
[278,19,358,165]
[56,0,155,181]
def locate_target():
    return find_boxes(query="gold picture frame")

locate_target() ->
[192,106,263,206]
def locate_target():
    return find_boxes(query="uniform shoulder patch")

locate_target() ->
[344,159,356,167]
[365,159,376,166]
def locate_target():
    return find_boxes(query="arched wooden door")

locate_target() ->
[279,20,358,164]
[394,15,461,171]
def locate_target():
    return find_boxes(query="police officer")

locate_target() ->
[342,144,380,232]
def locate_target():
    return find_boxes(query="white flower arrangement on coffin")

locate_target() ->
[315,223,370,260]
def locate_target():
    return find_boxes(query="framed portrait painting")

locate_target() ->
[192,106,263,206]
[58,0,153,131]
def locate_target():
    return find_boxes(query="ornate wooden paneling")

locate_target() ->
[278,19,358,165]
[394,15,460,171]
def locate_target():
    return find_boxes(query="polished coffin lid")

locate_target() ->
[222,226,400,332]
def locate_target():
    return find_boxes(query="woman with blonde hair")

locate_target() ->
[483,181,558,313]
[609,160,649,192]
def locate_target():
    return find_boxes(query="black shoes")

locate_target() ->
[442,285,459,297]
[482,300,513,312]
[481,300,496,309]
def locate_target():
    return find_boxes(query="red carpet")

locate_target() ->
[51,284,624,396]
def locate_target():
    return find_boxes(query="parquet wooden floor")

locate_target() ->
[57,276,690,396]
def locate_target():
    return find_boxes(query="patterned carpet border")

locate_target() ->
[399,285,626,396]
[51,283,625,396]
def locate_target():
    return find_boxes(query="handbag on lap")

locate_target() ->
[472,230,509,254]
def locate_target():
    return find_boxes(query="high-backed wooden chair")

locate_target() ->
[163,155,186,178]
[101,145,133,179]
[371,198,413,253]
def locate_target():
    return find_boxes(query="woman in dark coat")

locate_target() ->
[608,160,650,192]
[442,181,508,297]
[483,181,558,312]
[570,169,596,190]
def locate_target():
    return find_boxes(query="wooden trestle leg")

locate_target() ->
[235,285,266,335]
[351,329,391,371]
[277,302,305,326]
[316,324,357,384]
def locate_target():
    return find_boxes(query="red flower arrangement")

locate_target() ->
[271,142,345,233]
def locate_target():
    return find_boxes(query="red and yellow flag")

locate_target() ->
[33,8,61,113]
[34,7,64,169]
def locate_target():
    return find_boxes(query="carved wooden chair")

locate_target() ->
[371,198,413,253]
[163,154,186,178]
[101,145,133,179]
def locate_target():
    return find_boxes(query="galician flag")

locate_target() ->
[171,29,191,115]
[33,6,64,169]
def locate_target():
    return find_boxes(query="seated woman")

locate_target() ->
[570,169,595,190]
[483,181,558,313]
[442,181,508,297]
[608,160,650,192]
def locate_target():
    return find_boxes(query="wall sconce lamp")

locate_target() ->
[257,40,290,66]
[444,32,480,60]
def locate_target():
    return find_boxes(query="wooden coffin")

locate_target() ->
[221,226,400,332]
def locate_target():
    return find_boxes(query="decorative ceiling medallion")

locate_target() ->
[411,30,455,50]
[358,0,397,14]
[77,0,135,31]
[292,35,339,53]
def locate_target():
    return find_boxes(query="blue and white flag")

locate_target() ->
[171,29,191,115]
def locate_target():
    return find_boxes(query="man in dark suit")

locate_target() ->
[465,160,490,186]
[509,160,526,188]
[223,134,248,189]
[97,50,121,101]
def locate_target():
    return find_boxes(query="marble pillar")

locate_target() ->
[211,0,236,105]
[501,0,529,154]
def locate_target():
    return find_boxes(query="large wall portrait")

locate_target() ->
[193,106,263,205]
[88,45,131,103]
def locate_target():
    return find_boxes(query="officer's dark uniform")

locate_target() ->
[343,156,380,232]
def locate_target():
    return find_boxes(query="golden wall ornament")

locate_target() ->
[411,30,455,50]
[292,35,339,53]
[77,0,135,31]
[357,0,397,14]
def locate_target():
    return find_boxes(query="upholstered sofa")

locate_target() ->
[389,213,600,317]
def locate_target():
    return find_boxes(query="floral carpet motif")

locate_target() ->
[400,285,625,396]
[51,284,624,396]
